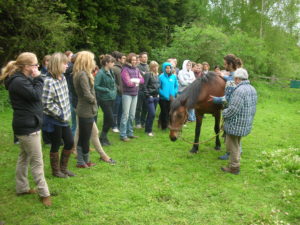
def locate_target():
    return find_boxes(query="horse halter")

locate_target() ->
[168,109,188,133]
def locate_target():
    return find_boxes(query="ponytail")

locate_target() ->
[0,61,18,81]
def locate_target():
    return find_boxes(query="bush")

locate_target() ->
[151,24,300,78]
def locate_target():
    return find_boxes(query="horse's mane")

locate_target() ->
[171,71,220,112]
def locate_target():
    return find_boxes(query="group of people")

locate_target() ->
[0,50,256,206]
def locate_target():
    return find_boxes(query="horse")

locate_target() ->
[169,71,225,153]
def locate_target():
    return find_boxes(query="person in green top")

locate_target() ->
[94,54,117,146]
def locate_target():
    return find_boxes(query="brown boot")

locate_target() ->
[40,196,52,206]
[50,152,68,178]
[221,166,240,175]
[60,149,76,177]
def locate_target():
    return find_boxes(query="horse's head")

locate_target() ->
[169,98,188,142]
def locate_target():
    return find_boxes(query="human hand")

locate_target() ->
[208,95,215,102]
[31,67,41,77]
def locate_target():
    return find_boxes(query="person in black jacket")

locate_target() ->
[143,61,160,136]
[1,52,51,206]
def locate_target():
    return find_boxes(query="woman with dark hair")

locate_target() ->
[119,53,144,142]
[111,51,126,132]
[1,52,51,206]
[42,52,75,178]
[143,61,160,136]
[95,54,116,146]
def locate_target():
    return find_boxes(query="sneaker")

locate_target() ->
[100,158,116,165]
[128,135,138,139]
[112,128,120,133]
[218,152,230,160]
[121,137,130,142]
[147,132,154,137]
[135,124,142,129]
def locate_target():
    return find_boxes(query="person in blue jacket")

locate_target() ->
[158,62,178,130]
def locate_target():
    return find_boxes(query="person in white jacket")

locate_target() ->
[178,60,196,121]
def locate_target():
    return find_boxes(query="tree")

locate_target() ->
[0,0,76,64]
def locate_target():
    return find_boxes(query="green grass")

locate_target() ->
[0,82,299,225]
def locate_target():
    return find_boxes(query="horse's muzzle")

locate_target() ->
[170,135,177,142]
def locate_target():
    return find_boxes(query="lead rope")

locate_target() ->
[178,118,224,145]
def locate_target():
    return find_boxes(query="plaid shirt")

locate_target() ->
[42,75,71,122]
[223,80,257,137]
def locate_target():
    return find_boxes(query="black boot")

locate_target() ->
[99,132,111,146]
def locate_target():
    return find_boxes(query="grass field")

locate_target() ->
[0,82,299,225]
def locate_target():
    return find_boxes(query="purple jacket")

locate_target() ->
[121,64,144,96]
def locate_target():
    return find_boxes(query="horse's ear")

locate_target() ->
[180,98,187,106]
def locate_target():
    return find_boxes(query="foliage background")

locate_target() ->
[0,0,299,78]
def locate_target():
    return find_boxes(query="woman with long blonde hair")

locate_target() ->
[1,52,51,206]
[42,52,75,178]
[73,51,115,167]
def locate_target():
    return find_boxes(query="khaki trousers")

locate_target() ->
[16,131,50,197]
[225,134,242,168]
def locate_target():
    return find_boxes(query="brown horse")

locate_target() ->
[169,72,225,153]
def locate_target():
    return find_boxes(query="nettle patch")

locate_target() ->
[256,147,300,177]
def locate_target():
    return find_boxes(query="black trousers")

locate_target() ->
[77,117,94,154]
[98,99,114,133]
[50,125,74,152]
[135,91,147,126]
[159,99,171,130]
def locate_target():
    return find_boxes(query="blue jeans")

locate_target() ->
[188,109,196,121]
[145,97,159,133]
[112,94,122,128]
[120,95,138,138]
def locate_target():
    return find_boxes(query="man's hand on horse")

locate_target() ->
[208,95,215,102]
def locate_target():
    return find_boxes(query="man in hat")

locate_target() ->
[221,68,257,174]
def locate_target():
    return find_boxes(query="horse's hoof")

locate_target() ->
[215,146,221,151]
[189,149,198,154]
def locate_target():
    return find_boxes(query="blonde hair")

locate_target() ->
[73,51,96,85]
[47,52,68,79]
[149,61,159,73]
[0,52,37,81]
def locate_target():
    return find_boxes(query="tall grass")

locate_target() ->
[0,82,299,225]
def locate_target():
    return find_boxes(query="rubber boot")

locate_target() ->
[50,152,68,178]
[60,149,76,176]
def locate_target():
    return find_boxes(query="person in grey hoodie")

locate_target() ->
[178,60,196,121]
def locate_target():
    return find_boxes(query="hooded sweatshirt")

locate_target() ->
[4,72,44,135]
[159,62,178,100]
[177,60,195,93]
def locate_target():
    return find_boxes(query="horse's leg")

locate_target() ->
[214,110,221,150]
[190,113,203,154]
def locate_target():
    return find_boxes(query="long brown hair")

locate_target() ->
[0,52,37,81]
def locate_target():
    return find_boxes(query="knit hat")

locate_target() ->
[234,68,248,80]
